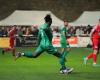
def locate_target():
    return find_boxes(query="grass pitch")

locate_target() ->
[0,47,100,80]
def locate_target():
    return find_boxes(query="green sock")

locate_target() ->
[59,50,69,69]
[62,50,68,58]
[24,52,34,58]
[59,56,66,69]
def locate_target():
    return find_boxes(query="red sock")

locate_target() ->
[87,53,93,60]
[93,54,97,64]
[4,48,12,52]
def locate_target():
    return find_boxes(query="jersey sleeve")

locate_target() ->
[37,30,41,46]
[90,25,98,37]
[8,28,16,36]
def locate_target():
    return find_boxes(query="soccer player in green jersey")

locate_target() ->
[15,14,73,74]
[60,21,70,62]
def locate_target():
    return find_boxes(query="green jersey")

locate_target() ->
[60,26,67,43]
[60,26,69,48]
[37,23,54,51]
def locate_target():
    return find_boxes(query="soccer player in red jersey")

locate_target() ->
[84,19,100,66]
[2,26,17,58]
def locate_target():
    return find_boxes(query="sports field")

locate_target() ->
[0,47,100,80]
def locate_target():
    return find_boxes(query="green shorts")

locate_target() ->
[60,40,70,48]
[35,44,57,55]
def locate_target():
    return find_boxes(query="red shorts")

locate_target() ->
[92,38,100,50]
[9,38,14,48]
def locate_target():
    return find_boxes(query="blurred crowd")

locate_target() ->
[0,26,39,37]
[0,25,93,37]
[53,25,93,37]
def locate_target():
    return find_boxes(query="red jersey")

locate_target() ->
[9,28,16,39]
[90,24,100,39]
[8,28,16,48]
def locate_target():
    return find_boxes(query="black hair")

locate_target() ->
[44,14,52,23]
[63,20,68,22]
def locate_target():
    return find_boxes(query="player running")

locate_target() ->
[60,21,70,63]
[84,19,100,66]
[2,26,16,58]
[15,14,73,74]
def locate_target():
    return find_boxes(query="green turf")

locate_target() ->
[0,47,100,80]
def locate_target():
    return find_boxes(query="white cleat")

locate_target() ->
[92,63,100,67]
[93,63,96,66]
[15,52,21,60]
[60,68,74,74]
[66,68,74,73]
